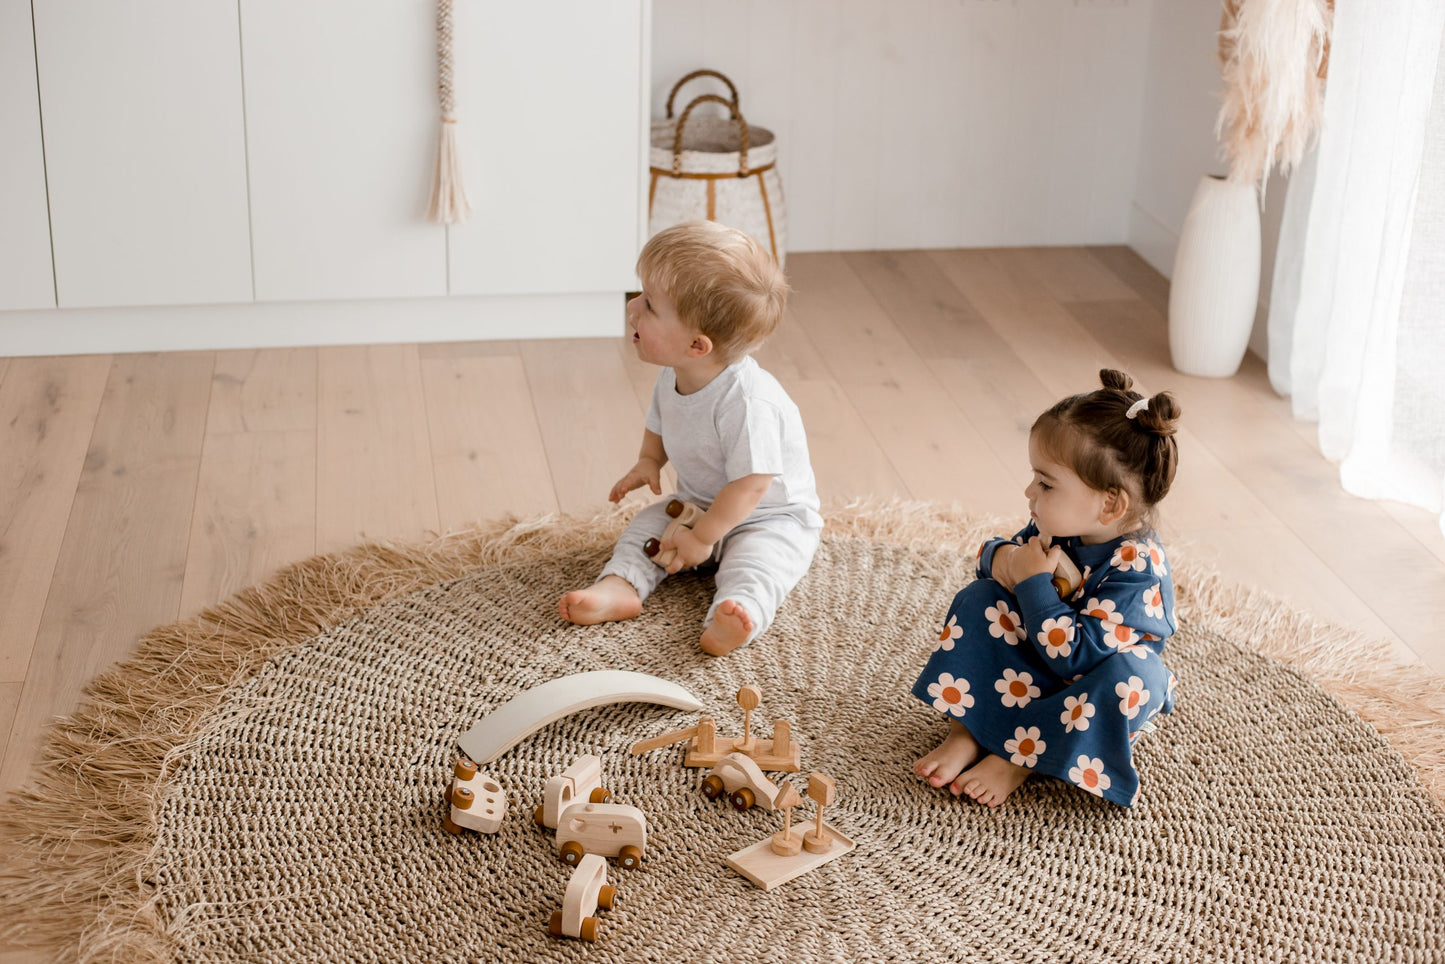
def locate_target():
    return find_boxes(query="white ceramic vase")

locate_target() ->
[1167,174,1261,377]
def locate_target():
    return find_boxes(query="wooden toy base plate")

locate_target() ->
[683,736,800,771]
[724,825,855,891]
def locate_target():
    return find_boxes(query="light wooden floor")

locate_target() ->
[4,246,1444,808]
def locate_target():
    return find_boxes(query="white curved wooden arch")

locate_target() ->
[457,670,704,765]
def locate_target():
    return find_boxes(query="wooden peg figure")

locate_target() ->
[735,685,761,754]
[769,781,805,856]
[804,772,836,854]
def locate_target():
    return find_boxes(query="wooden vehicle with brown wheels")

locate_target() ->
[442,759,507,834]
[701,751,785,811]
[534,754,611,829]
[642,499,703,568]
[555,802,648,869]
[548,853,618,943]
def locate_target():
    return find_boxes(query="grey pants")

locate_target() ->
[599,500,821,645]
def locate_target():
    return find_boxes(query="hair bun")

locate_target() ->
[1099,369,1134,393]
[1135,392,1182,437]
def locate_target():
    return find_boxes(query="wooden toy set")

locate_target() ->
[440,672,853,942]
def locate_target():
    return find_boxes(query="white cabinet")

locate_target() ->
[240,1,448,302]
[0,0,55,310]
[33,1,252,308]
[448,0,645,296]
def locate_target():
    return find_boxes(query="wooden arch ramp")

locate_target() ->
[457,671,704,765]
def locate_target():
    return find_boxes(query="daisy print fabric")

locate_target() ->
[911,522,1177,807]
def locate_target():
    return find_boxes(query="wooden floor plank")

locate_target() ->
[1,352,214,793]
[178,349,318,617]
[522,338,649,514]
[0,355,110,683]
[419,342,560,529]
[0,681,21,784]
[786,253,1019,513]
[316,344,440,554]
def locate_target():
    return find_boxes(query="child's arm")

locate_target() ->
[609,430,668,504]
[1011,553,1171,676]
[658,473,773,573]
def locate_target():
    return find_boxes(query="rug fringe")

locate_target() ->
[0,500,1440,962]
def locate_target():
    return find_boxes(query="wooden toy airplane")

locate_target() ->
[629,685,800,771]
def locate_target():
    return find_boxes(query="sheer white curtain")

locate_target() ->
[1267,0,1445,537]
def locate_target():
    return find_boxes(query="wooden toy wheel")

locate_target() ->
[701,775,724,800]
[618,845,643,870]
[580,917,600,942]
[598,884,617,910]
[730,787,755,811]
[548,911,564,936]
[441,813,462,835]
[589,787,612,803]
[559,841,586,866]
[534,804,546,827]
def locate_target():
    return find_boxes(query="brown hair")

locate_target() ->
[636,221,788,363]
[1031,369,1182,528]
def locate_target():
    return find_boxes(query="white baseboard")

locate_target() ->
[0,291,626,357]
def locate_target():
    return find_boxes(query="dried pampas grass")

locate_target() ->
[1217,0,1333,193]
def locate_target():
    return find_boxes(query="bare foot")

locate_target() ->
[914,719,980,789]
[558,575,642,626]
[954,754,1031,806]
[700,599,753,656]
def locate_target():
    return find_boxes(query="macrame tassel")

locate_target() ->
[1216,0,1333,197]
[428,0,471,224]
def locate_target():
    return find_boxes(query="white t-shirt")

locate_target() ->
[645,356,823,529]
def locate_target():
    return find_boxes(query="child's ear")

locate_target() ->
[1099,488,1131,526]
[688,333,714,358]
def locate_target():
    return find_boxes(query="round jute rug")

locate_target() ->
[2,505,1444,963]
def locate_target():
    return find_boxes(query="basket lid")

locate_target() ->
[650,116,775,153]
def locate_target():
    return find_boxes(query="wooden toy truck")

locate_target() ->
[642,499,702,568]
[556,802,647,869]
[535,754,611,829]
[548,853,618,943]
[442,759,507,835]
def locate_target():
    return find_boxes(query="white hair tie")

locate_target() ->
[1126,397,1150,420]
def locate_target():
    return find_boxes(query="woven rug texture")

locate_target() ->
[2,505,1444,963]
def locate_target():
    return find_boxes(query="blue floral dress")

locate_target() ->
[912,522,1177,807]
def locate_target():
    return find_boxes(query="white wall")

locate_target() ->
[653,0,1153,252]
[1128,0,1288,357]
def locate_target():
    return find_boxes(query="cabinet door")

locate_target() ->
[241,0,447,302]
[0,0,55,310]
[34,1,252,308]
[448,0,645,295]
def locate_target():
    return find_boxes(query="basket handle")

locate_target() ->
[673,94,751,176]
[664,69,739,119]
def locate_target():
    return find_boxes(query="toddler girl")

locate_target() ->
[913,369,1181,807]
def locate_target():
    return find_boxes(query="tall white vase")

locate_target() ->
[1168,175,1261,377]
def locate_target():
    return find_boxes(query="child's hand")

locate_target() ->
[1011,536,1062,583]
[661,526,713,573]
[609,458,662,504]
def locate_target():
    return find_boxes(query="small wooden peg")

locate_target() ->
[736,685,761,752]
[804,772,836,854]
[769,782,805,856]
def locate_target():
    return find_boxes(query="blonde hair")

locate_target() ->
[636,221,788,362]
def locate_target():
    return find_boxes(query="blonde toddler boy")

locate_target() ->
[558,221,821,656]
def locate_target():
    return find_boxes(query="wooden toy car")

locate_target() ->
[442,759,507,834]
[642,499,702,568]
[548,853,618,942]
[555,802,647,869]
[535,754,611,829]
[701,751,785,812]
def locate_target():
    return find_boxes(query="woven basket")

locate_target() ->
[649,70,787,267]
